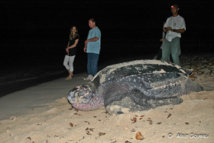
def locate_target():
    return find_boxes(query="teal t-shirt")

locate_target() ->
[86,27,101,54]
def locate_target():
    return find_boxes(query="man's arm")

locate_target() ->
[173,28,185,33]
[88,37,99,41]
[84,37,99,52]
[83,43,87,52]
[85,37,99,44]
[167,27,185,33]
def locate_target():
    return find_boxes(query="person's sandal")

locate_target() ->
[65,76,72,80]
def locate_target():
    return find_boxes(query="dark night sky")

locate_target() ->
[1,0,213,68]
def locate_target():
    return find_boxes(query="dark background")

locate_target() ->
[0,0,213,96]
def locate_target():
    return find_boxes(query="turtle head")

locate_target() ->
[67,85,93,105]
[67,85,103,110]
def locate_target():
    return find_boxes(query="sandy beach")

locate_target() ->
[0,56,214,143]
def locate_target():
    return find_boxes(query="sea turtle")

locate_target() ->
[67,60,203,114]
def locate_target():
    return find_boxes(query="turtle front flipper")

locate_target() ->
[104,83,183,115]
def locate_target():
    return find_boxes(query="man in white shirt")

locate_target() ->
[161,4,186,65]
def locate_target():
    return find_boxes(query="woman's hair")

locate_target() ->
[69,26,79,40]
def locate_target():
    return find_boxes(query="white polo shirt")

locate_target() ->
[165,15,186,41]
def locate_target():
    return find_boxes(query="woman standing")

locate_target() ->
[63,26,80,80]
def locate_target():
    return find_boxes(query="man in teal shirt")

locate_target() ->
[84,18,101,80]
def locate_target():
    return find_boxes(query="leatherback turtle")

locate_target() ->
[67,60,202,114]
